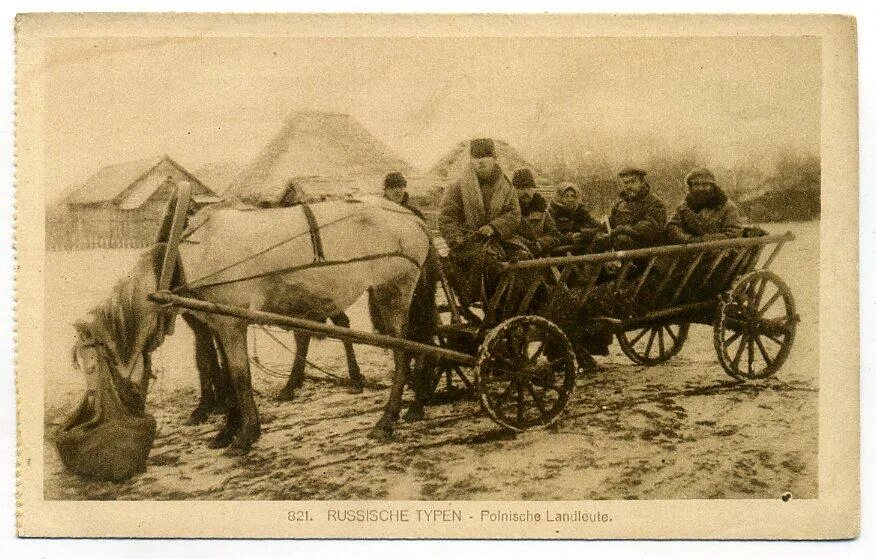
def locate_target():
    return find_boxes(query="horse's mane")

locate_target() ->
[77,246,163,368]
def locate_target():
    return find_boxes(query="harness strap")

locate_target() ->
[181,250,421,291]
[301,203,325,262]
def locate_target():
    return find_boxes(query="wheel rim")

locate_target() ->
[714,271,797,380]
[618,323,689,365]
[476,316,577,431]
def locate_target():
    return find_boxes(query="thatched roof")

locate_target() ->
[224,111,414,205]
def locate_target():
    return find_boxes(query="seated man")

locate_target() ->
[591,167,667,252]
[548,181,601,250]
[511,168,563,257]
[382,171,425,221]
[666,167,746,244]
[437,138,521,304]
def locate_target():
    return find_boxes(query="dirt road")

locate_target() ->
[42,221,819,500]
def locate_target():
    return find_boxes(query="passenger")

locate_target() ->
[548,181,601,250]
[591,167,668,252]
[437,138,521,304]
[511,168,563,257]
[666,167,746,244]
[382,171,425,221]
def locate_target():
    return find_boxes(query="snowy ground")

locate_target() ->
[42,221,819,500]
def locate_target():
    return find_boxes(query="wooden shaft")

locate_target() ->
[157,182,192,292]
[700,248,729,286]
[504,232,794,270]
[148,291,478,366]
[761,241,786,270]
[623,301,716,327]
[671,252,705,302]
[632,256,658,299]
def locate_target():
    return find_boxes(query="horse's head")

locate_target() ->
[56,246,173,481]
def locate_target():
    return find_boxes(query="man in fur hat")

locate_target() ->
[548,181,601,250]
[437,138,521,302]
[382,171,425,221]
[511,168,563,257]
[592,167,668,252]
[666,168,746,244]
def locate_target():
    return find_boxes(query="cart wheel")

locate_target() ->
[713,270,797,381]
[475,316,577,432]
[617,323,689,365]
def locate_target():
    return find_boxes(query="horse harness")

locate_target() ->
[300,203,326,263]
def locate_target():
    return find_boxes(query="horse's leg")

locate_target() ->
[367,281,415,440]
[184,315,222,425]
[213,318,261,455]
[208,336,238,449]
[277,332,310,401]
[330,312,364,393]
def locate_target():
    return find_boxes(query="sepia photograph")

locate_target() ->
[14,13,858,539]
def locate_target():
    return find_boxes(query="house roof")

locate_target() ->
[63,156,166,205]
[63,155,217,207]
[224,111,414,205]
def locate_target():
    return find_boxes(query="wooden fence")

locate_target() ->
[46,208,159,251]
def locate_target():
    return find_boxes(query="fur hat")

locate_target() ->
[383,172,407,189]
[685,167,717,186]
[512,168,537,189]
[618,166,647,178]
[470,138,496,158]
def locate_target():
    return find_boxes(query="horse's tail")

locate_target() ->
[406,246,439,345]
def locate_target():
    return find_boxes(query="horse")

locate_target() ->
[184,309,364,426]
[60,197,437,479]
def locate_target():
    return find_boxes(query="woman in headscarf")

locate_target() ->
[548,181,602,250]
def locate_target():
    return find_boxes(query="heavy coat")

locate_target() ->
[608,187,668,248]
[437,164,521,247]
[665,189,746,244]
[515,193,564,255]
[549,200,601,236]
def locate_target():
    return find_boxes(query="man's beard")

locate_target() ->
[475,164,498,184]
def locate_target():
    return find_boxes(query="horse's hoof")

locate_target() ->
[347,384,365,394]
[403,406,425,423]
[276,388,295,402]
[223,442,251,457]
[368,424,394,441]
[208,431,234,449]
[186,407,211,425]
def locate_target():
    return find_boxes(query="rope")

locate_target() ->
[182,210,362,288]
[181,250,421,291]
[248,325,346,381]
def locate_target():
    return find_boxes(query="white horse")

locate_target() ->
[62,197,435,478]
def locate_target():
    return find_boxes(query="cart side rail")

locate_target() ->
[503,231,794,270]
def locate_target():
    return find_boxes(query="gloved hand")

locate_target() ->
[477,224,495,237]
[611,225,635,238]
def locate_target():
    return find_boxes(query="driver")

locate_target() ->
[437,138,521,303]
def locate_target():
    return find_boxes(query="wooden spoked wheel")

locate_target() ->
[617,323,690,365]
[475,316,577,432]
[420,333,475,402]
[713,270,797,380]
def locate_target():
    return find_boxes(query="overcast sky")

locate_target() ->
[43,36,820,200]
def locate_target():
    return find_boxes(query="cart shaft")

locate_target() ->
[148,291,478,366]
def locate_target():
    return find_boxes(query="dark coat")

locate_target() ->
[608,187,668,248]
[438,164,521,247]
[666,189,746,244]
[514,193,563,255]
